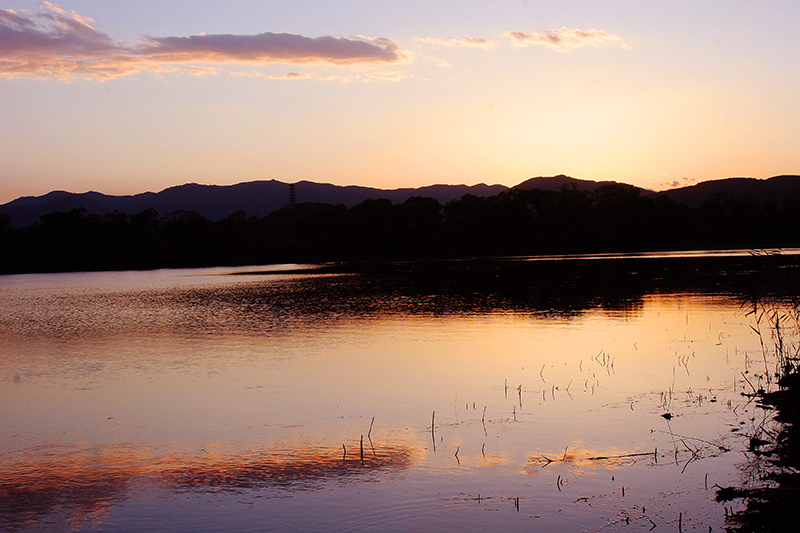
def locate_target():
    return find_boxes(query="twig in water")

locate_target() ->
[454,445,460,465]
[360,435,364,466]
[368,416,375,439]
[664,418,679,464]
[369,437,376,457]
[342,443,346,460]
[563,446,568,461]
[587,451,655,461]
[681,438,701,458]
[540,364,546,382]
[652,430,729,452]
[556,475,562,491]
[741,371,757,394]
[481,443,485,457]
[431,410,436,452]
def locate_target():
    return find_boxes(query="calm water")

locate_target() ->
[1,256,796,532]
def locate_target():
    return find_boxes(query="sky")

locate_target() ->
[1,0,799,204]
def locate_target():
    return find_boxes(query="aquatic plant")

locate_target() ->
[720,296,800,532]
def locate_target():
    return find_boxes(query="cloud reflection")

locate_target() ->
[523,445,652,475]
[0,441,414,531]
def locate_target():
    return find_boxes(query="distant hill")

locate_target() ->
[652,175,800,208]
[0,180,509,228]
[516,174,800,208]
[514,174,649,193]
[4,174,799,228]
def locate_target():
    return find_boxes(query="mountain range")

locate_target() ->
[2,174,798,227]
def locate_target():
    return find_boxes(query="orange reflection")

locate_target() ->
[158,444,414,491]
[0,440,415,531]
[523,444,657,475]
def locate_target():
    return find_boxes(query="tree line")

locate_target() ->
[1,183,799,274]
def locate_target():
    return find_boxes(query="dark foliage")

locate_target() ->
[714,274,800,532]
[1,185,799,274]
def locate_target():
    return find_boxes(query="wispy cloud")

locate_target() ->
[414,36,497,49]
[660,177,697,190]
[504,27,628,52]
[317,70,410,83]
[362,70,410,83]
[228,70,410,83]
[267,71,313,80]
[0,3,409,81]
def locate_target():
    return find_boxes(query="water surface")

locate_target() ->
[1,256,794,531]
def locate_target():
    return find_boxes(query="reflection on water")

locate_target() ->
[0,440,414,532]
[1,255,799,531]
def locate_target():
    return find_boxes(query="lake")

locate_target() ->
[2,253,798,532]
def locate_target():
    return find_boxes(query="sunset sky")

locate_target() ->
[1,0,798,204]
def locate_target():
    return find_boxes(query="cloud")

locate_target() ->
[226,70,409,83]
[267,71,313,80]
[660,177,697,190]
[504,27,628,52]
[315,70,409,84]
[181,66,218,77]
[141,33,407,65]
[362,70,410,83]
[317,73,361,83]
[0,3,409,81]
[230,70,263,77]
[0,3,138,79]
[414,36,497,49]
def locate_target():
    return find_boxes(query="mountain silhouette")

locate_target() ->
[513,174,648,193]
[2,175,799,228]
[0,180,508,227]
[652,175,800,208]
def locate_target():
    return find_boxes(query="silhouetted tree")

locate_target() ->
[1,188,800,275]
